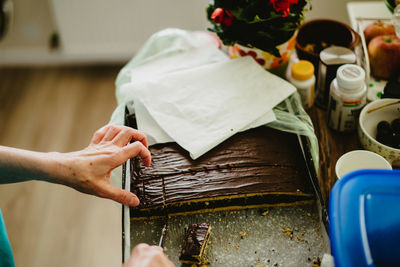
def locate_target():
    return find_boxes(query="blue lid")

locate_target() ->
[329,169,400,267]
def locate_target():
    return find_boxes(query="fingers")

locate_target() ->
[102,125,122,142]
[92,125,148,148]
[100,183,140,206]
[90,125,110,145]
[133,243,163,254]
[112,127,148,148]
[115,141,151,167]
[125,244,174,267]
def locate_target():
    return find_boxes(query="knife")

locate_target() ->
[158,222,168,247]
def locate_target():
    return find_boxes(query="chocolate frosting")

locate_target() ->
[179,223,210,262]
[130,126,314,216]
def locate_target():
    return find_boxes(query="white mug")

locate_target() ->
[335,150,392,179]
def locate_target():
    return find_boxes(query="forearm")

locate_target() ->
[0,146,57,184]
[0,125,151,206]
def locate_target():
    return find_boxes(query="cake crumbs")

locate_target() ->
[282,227,294,239]
[240,231,248,239]
[313,257,322,267]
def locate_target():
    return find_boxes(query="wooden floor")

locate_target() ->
[0,66,123,267]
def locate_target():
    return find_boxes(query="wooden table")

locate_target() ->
[308,106,361,203]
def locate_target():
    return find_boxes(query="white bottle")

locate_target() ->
[288,60,316,109]
[327,64,367,132]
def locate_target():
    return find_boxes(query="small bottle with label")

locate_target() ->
[315,46,356,109]
[288,60,315,109]
[327,64,367,132]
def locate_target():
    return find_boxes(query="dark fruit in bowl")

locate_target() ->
[377,121,391,133]
[376,118,400,149]
[391,118,400,133]
[394,133,400,149]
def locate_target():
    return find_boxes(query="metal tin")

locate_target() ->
[315,46,356,109]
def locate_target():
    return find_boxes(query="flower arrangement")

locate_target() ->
[207,0,310,57]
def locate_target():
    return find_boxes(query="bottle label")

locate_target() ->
[327,95,365,132]
[298,85,314,109]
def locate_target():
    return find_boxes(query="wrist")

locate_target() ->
[20,151,62,183]
[40,151,74,185]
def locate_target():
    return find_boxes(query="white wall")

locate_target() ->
[0,0,382,65]
[306,0,357,24]
[49,0,210,62]
[0,0,54,50]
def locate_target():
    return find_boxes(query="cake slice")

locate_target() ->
[129,126,315,219]
[179,223,211,265]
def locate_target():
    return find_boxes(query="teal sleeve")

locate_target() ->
[0,210,15,267]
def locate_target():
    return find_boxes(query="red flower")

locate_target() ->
[211,8,224,23]
[211,8,234,27]
[223,11,234,26]
[270,0,298,17]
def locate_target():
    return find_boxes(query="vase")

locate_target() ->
[226,34,296,78]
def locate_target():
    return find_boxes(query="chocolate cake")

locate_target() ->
[179,223,211,265]
[129,125,315,220]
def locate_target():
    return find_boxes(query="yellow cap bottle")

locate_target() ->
[289,60,316,109]
[291,60,314,81]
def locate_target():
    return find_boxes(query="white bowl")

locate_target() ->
[335,150,392,179]
[358,98,400,164]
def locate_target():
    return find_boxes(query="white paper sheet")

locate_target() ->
[133,94,276,146]
[130,57,295,159]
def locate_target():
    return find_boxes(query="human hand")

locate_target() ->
[124,244,175,267]
[49,124,151,206]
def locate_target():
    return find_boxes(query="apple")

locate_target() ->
[364,21,395,44]
[368,35,400,79]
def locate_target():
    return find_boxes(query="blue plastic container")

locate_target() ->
[329,169,400,267]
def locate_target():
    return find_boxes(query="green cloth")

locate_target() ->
[0,210,15,267]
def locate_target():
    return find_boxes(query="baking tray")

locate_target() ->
[121,100,329,266]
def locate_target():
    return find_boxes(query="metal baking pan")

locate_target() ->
[121,100,329,266]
